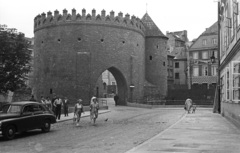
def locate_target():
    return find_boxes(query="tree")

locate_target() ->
[0,24,32,94]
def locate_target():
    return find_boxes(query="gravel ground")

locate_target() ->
[0,104,185,153]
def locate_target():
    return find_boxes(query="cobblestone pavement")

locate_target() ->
[0,102,185,153]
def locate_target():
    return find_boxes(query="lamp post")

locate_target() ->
[130,84,135,102]
[188,56,193,90]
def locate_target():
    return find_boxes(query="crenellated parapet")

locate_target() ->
[34,8,145,35]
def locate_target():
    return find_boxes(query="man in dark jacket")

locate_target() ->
[114,94,119,106]
[63,97,69,117]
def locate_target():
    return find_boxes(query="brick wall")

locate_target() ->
[33,17,145,105]
[145,37,168,97]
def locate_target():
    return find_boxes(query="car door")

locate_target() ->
[18,105,36,131]
[32,104,45,128]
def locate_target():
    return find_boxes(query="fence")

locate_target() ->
[129,99,213,106]
[165,99,214,106]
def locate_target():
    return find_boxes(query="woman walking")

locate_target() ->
[74,99,84,126]
[45,97,52,110]
[90,97,99,124]
[185,98,193,114]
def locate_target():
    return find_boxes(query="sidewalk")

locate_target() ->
[56,109,110,123]
[126,109,240,153]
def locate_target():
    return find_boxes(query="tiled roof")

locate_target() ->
[190,22,218,50]
[202,22,218,35]
[141,13,167,38]
[167,31,188,42]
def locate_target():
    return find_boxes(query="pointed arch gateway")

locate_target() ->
[108,67,128,105]
[95,67,128,105]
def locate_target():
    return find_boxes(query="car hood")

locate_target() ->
[0,113,20,121]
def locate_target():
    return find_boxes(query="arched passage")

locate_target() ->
[94,67,128,105]
[108,67,128,105]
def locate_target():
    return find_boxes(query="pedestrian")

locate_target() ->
[114,94,119,106]
[45,97,52,110]
[53,96,63,120]
[63,97,69,117]
[74,99,84,126]
[29,95,36,102]
[90,96,99,124]
[40,96,46,104]
[51,94,57,116]
[185,98,193,114]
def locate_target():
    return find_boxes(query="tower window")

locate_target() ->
[149,56,152,60]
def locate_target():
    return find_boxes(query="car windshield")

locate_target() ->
[1,104,21,114]
[1,104,10,113]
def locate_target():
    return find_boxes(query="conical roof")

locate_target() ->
[141,13,167,38]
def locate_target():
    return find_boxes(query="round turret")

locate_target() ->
[33,9,146,103]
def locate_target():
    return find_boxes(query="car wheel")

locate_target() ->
[3,125,16,140]
[41,120,51,132]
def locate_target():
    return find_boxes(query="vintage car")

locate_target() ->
[0,101,56,140]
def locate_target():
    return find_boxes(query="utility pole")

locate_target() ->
[217,1,221,113]
[213,1,221,113]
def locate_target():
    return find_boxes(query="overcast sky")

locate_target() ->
[0,0,217,41]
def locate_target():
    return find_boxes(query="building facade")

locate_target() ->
[188,22,218,89]
[167,53,174,89]
[219,0,240,128]
[166,31,189,86]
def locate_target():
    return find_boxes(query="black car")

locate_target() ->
[0,101,56,140]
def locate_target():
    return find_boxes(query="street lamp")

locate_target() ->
[210,51,216,64]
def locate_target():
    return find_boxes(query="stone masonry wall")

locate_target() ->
[145,37,168,97]
[33,9,145,105]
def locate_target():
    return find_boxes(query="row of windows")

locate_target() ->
[221,0,239,56]
[221,61,240,102]
[40,38,139,46]
[167,61,180,68]
[192,65,217,77]
[202,38,217,46]
[191,50,218,60]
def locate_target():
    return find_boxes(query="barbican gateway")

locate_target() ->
[33,9,168,105]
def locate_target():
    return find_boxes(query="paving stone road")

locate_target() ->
[0,101,185,153]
